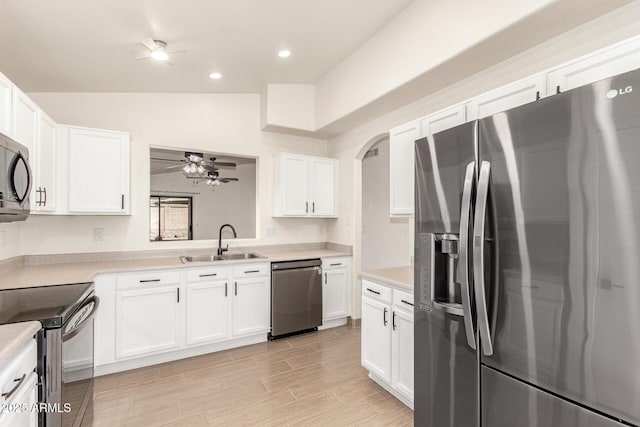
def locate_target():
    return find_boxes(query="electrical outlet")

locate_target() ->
[93,228,104,242]
[317,224,325,236]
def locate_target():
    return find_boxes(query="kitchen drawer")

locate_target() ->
[393,289,414,313]
[322,257,349,270]
[362,279,392,304]
[232,263,269,278]
[117,270,181,289]
[186,266,229,282]
[0,340,36,397]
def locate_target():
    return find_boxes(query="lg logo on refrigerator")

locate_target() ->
[606,86,633,99]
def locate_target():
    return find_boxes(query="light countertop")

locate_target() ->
[0,249,351,290]
[360,265,413,291]
[0,321,41,371]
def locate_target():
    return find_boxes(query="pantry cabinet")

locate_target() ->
[0,72,12,137]
[66,126,130,214]
[321,257,350,321]
[274,153,337,217]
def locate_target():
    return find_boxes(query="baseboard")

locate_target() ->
[318,317,348,330]
[368,372,414,410]
[95,333,267,376]
[347,316,361,328]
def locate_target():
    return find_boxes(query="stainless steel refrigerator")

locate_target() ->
[415,68,640,427]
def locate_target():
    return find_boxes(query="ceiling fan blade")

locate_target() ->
[142,38,158,51]
[166,49,187,54]
[132,51,151,60]
[164,164,185,169]
[150,157,182,162]
[219,178,239,182]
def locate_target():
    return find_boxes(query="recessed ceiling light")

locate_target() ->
[209,72,222,79]
[278,50,291,58]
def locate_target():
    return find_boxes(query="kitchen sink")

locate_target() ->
[180,253,264,263]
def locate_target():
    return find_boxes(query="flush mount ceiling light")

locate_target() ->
[209,72,222,79]
[278,50,291,58]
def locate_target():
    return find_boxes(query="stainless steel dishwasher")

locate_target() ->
[270,259,322,339]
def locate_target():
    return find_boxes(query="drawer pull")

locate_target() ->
[139,279,161,283]
[330,263,342,267]
[401,299,414,307]
[366,288,380,295]
[2,374,26,399]
[199,273,217,277]
[244,270,260,274]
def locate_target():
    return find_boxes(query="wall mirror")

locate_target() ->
[149,148,257,241]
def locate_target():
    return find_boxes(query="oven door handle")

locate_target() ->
[62,296,100,342]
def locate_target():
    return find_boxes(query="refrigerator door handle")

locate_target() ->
[458,161,477,350]
[473,160,493,356]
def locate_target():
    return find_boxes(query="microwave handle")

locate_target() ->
[9,151,33,207]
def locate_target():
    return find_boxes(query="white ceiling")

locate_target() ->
[0,0,412,93]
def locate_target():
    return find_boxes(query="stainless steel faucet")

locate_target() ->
[217,224,237,255]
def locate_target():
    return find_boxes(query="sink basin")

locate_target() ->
[180,253,264,263]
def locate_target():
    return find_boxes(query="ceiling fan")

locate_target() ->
[189,171,239,187]
[133,38,186,62]
[151,152,237,176]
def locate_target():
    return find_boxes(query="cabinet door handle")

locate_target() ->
[401,299,414,307]
[392,311,397,331]
[139,279,160,283]
[43,187,47,206]
[325,272,327,284]
[121,194,125,210]
[383,307,388,326]
[1,374,26,399]
[199,273,217,277]
[305,201,309,213]
[366,288,380,295]
[177,288,180,303]
[234,282,238,296]
[225,282,228,297]
[312,202,315,213]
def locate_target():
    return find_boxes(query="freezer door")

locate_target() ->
[415,122,478,427]
[477,68,640,425]
[482,367,625,427]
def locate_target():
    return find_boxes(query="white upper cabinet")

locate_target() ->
[547,37,640,95]
[12,88,39,156]
[33,112,57,212]
[274,153,338,217]
[66,126,130,214]
[389,120,420,217]
[309,158,336,216]
[0,72,13,137]
[389,105,465,217]
[466,74,545,120]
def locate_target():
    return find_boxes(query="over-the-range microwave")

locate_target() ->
[0,131,32,222]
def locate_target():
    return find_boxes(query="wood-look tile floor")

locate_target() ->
[92,325,413,426]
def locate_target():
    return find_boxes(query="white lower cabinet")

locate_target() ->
[115,285,182,359]
[321,257,351,322]
[96,263,270,374]
[232,276,270,337]
[361,295,392,382]
[186,280,230,346]
[361,279,414,408]
[0,340,38,427]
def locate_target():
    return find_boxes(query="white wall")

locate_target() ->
[0,222,23,260]
[150,162,257,240]
[21,92,329,255]
[263,84,315,131]
[329,4,640,318]
[361,139,411,270]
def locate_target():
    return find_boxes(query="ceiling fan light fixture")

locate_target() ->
[151,49,169,61]
[278,50,291,58]
[196,165,206,174]
[209,72,222,79]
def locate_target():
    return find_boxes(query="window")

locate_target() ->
[149,196,192,241]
